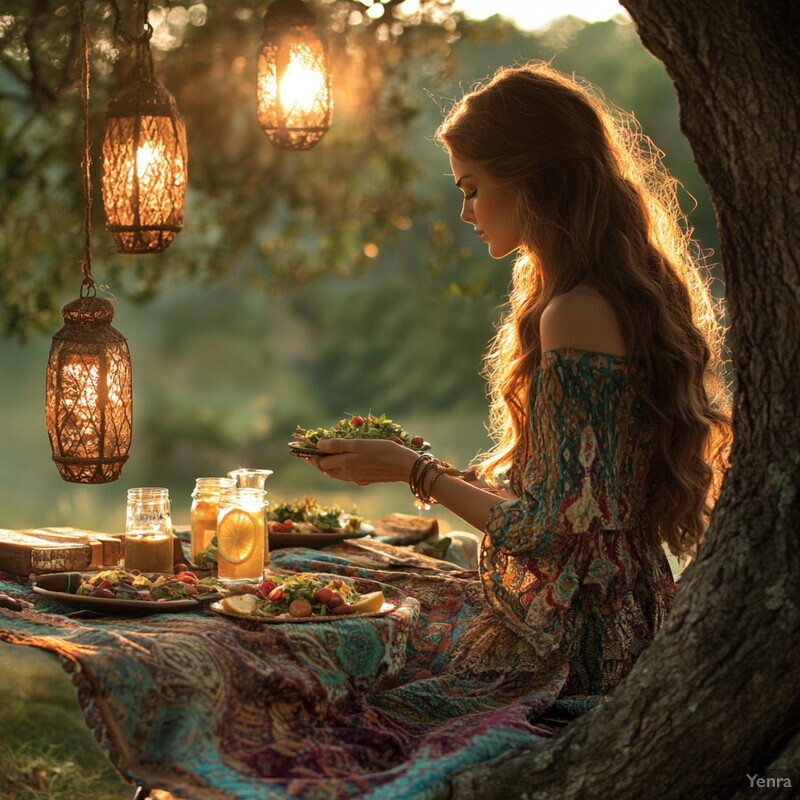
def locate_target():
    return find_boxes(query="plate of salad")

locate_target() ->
[32,568,225,615]
[211,573,391,623]
[267,496,373,549]
[289,413,429,458]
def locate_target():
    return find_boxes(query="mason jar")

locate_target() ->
[190,477,236,565]
[125,487,173,573]
[216,487,267,582]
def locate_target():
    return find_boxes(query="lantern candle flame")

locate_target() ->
[279,45,327,118]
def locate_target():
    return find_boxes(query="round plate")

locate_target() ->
[210,599,394,623]
[288,440,430,458]
[32,585,200,615]
[268,525,371,550]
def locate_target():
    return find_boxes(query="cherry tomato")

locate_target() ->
[326,592,344,609]
[257,580,277,598]
[350,416,365,426]
[267,586,284,602]
[314,587,334,604]
[332,602,353,615]
[289,600,312,617]
[411,436,425,447]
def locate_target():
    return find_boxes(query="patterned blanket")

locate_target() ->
[0,540,573,799]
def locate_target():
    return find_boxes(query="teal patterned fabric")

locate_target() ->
[0,542,562,800]
[0,349,675,797]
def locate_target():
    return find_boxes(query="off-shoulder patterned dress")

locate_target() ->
[479,348,676,696]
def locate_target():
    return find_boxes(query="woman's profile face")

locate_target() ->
[449,152,522,259]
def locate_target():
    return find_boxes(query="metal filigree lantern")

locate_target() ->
[102,78,187,253]
[45,295,133,484]
[257,0,333,150]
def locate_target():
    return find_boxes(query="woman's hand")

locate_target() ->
[307,440,509,533]
[307,438,420,486]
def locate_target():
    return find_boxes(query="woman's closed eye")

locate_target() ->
[462,189,476,200]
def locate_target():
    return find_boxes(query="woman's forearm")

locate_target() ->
[424,473,504,533]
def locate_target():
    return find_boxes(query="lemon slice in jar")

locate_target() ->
[217,509,259,564]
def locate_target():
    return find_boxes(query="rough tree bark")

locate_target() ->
[446,1,800,798]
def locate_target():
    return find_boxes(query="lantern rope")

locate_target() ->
[110,0,154,82]
[79,0,96,298]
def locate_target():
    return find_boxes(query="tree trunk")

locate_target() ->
[447,1,800,797]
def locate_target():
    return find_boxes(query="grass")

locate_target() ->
[0,641,133,800]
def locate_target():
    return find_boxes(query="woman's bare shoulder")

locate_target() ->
[540,284,627,356]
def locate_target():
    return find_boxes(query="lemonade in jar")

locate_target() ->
[216,487,267,581]
[190,477,235,564]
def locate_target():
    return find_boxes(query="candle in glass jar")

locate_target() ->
[125,487,173,573]
[125,530,173,573]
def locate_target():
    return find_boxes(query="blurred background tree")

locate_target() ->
[0,1,721,533]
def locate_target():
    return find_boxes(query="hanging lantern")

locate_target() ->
[102,78,187,253]
[45,296,133,484]
[257,0,333,150]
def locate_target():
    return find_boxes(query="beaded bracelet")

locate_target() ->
[409,454,434,508]
[408,454,463,510]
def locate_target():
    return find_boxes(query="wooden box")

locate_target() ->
[0,527,123,576]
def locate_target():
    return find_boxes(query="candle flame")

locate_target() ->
[279,45,325,119]
[136,143,158,179]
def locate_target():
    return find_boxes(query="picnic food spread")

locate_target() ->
[216,572,385,619]
[194,496,368,569]
[37,566,222,602]
[267,496,364,535]
[289,412,428,456]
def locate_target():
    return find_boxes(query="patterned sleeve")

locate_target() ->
[480,349,654,656]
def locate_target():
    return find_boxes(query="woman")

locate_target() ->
[310,62,732,695]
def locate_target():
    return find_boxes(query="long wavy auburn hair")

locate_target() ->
[436,63,732,558]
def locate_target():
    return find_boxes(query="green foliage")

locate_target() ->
[304,277,496,416]
[0,0,462,335]
[0,3,721,337]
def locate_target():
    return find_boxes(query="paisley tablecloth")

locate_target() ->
[0,540,571,799]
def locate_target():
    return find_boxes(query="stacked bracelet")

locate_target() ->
[408,453,463,510]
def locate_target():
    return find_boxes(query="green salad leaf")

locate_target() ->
[268,496,363,533]
[293,412,413,447]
